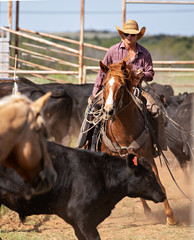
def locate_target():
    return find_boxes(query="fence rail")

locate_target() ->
[0,26,194,89]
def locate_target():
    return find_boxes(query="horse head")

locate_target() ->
[101,60,141,119]
[0,93,57,196]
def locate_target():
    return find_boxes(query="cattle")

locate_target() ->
[0,141,166,240]
[0,165,33,200]
[0,78,179,149]
[20,84,74,146]
[40,82,93,140]
[0,78,93,146]
[0,93,57,197]
[165,92,194,178]
[0,78,74,145]
[143,82,193,176]
[161,92,188,126]
[142,82,174,107]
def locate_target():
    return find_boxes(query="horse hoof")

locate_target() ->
[166,216,178,226]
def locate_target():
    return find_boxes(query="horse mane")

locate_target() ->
[108,61,133,84]
[107,52,140,86]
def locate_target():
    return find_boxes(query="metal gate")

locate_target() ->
[0,29,10,78]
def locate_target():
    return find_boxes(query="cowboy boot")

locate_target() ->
[155,113,167,151]
[141,90,167,152]
[75,105,93,148]
[90,122,101,151]
[76,90,104,149]
[141,90,160,117]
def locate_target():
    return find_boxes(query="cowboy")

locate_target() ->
[76,20,167,153]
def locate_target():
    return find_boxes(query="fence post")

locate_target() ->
[122,0,126,27]
[8,1,12,30]
[83,65,86,84]
[79,0,84,84]
[169,64,172,84]
[15,1,19,68]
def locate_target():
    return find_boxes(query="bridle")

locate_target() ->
[27,108,51,194]
[103,73,143,119]
[101,74,149,157]
[112,83,132,116]
[102,76,193,201]
[1,107,49,196]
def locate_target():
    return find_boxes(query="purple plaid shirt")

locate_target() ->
[92,41,155,95]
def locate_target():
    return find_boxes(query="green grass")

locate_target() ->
[85,71,194,94]
[23,74,79,84]
[152,71,194,94]
[0,204,10,216]
[20,71,194,95]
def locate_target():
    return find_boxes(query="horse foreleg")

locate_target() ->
[140,198,152,216]
[151,161,178,225]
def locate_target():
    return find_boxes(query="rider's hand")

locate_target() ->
[136,68,144,80]
[132,68,144,86]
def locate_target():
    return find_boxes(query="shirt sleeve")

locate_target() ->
[92,49,113,96]
[143,52,155,82]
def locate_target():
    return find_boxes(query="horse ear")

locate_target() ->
[31,92,52,115]
[100,61,109,73]
[121,61,126,71]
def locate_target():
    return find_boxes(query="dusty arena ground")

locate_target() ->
[0,150,193,240]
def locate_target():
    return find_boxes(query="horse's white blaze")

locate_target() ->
[105,77,115,109]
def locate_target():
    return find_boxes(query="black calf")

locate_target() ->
[0,142,165,240]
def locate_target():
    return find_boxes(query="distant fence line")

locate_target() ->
[19,28,108,52]
[0,26,194,86]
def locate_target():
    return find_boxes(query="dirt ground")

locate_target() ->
[0,150,193,240]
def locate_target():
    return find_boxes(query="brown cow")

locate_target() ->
[0,78,93,146]
[0,93,56,197]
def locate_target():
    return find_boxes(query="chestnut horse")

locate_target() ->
[0,93,56,197]
[98,60,177,225]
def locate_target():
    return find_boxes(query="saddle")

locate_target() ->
[76,89,167,157]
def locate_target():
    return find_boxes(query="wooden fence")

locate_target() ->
[0,26,194,88]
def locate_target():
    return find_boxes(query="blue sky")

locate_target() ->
[0,0,194,36]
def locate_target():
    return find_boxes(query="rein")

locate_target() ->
[143,80,194,160]
[143,80,194,138]
[101,84,150,157]
[1,106,50,196]
[12,107,46,188]
[101,121,149,157]
[114,86,133,116]
[28,108,50,188]
[142,81,192,201]
[81,91,104,134]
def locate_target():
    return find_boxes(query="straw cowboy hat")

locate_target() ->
[116,20,146,40]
